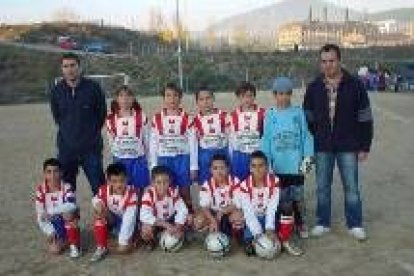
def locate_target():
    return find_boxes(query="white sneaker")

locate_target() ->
[311,225,331,237]
[90,247,108,262]
[348,227,367,241]
[69,245,81,258]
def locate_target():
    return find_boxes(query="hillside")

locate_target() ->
[2,43,414,104]
[369,8,414,21]
[205,0,414,37]
[206,0,362,33]
[0,22,176,55]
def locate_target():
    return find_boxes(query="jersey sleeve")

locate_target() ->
[199,182,212,208]
[187,120,198,171]
[239,192,263,237]
[300,109,314,158]
[118,204,138,246]
[149,116,160,170]
[34,186,56,236]
[260,109,273,170]
[142,113,150,157]
[173,197,189,225]
[265,186,280,231]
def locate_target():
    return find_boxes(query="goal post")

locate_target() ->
[54,73,130,97]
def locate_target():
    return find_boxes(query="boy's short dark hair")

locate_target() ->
[106,163,127,178]
[320,43,341,61]
[235,81,256,97]
[151,165,171,180]
[43,158,61,171]
[250,150,268,165]
[210,153,230,168]
[61,52,81,65]
[195,86,214,101]
[161,82,183,98]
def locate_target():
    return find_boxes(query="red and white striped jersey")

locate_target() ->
[238,174,280,235]
[199,176,241,212]
[106,109,149,158]
[149,108,198,170]
[229,105,265,153]
[140,186,188,225]
[192,108,229,150]
[239,174,280,216]
[92,184,138,217]
[35,181,76,216]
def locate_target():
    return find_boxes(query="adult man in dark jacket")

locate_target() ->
[303,44,373,241]
[50,53,106,195]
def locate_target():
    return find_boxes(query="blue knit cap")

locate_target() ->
[272,77,294,92]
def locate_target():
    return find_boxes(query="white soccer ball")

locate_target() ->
[159,231,184,252]
[254,235,280,260]
[205,232,230,258]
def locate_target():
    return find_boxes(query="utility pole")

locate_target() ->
[176,0,184,89]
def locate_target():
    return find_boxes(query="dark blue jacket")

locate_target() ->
[50,77,107,156]
[303,70,373,152]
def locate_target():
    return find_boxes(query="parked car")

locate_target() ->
[83,41,112,54]
[57,36,80,50]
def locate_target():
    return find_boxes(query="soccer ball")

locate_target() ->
[159,231,184,252]
[254,235,280,260]
[205,232,230,258]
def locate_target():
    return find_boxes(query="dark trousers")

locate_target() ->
[58,151,105,195]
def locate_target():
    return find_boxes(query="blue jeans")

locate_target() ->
[58,151,105,195]
[315,152,363,228]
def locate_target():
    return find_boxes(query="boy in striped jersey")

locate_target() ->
[140,166,189,251]
[34,158,80,258]
[90,163,138,262]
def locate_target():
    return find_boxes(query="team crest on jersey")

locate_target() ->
[207,118,214,124]
[122,120,128,126]
[168,128,175,134]
[169,119,175,124]
[209,128,216,134]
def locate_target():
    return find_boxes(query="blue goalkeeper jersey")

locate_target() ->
[260,105,314,174]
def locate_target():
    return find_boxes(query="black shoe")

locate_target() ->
[244,242,255,256]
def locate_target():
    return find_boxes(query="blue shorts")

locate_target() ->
[157,155,191,187]
[114,156,150,189]
[230,151,251,181]
[50,215,66,241]
[198,147,228,184]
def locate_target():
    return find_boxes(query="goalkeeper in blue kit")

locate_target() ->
[261,77,314,239]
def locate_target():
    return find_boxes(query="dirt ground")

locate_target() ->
[0,92,413,276]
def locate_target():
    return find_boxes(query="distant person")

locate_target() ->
[50,53,106,195]
[304,44,373,241]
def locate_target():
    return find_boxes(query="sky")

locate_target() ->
[1,0,413,31]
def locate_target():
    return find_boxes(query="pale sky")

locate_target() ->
[1,0,413,31]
